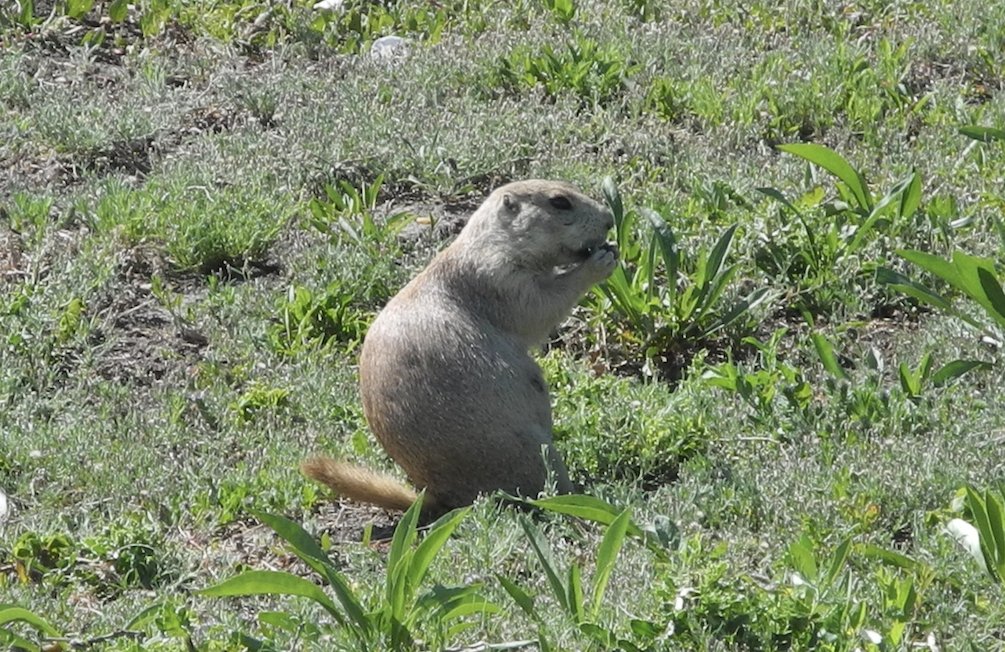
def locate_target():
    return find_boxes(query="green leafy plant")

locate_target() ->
[200,498,501,650]
[541,0,576,23]
[963,484,1005,584]
[0,605,61,652]
[881,248,1005,345]
[268,283,370,356]
[308,1,458,53]
[756,143,922,315]
[306,175,408,256]
[960,125,1005,143]
[493,34,638,104]
[91,178,287,273]
[896,352,989,401]
[498,509,639,650]
[587,177,771,367]
[702,328,813,422]
[229,381,291,424]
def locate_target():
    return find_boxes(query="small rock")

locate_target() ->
[370,35,411,60]
[313,0,345,10]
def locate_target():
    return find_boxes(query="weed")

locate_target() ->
[200,499,501,649]
[230,381,291,424]
[585,178,772,373]
[881,247,1005,348]
[756,143,923,316]
[962,484,1005,585]
[268,283,370,356]
[492,33,639,105]
[305,174,409,257]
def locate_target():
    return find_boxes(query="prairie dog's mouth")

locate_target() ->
[577,239,610,259]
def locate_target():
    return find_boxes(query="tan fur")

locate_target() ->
[300,457,417,512]
[302,179,617,516]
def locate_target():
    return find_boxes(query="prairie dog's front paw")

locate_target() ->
[585,242,618,280]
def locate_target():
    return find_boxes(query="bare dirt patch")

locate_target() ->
[88,246,210,386]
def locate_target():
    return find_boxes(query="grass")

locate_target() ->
[2,0,1005,649]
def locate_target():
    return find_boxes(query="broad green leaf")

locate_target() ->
[0,607,60,636]
[125,601,165,630]
[259,611,300,633]
[579,623,615,647]
[600,267,646,327]
[858,544,921,571]
[199,570,345,622]
[252,510,334,570]
[602,177,623,229]
[643,208,678,304]
[65,0,95,19]
[496,575,537,618]
[875,267,960,317]
[823,537,852,589]
[386,494,424,618]
[788,534,818,583]
[779,143,872,212]
[520,517,569,613]
[960,126,1005,142]
[900,171,922,220]
[811,333,848,381]
[965,487,1000,581]
[898,362,920,397]
[567,564,584,623]
[898,249,967,299]
[108,0,128,21]
[985,490,1005,579]
[590,509,631,620]
[978,267,1005,326]
[697,224,738,305]
[931,360,990,387]
[630,619,662,638]
[407,507,470,596]
[530,495,644,538]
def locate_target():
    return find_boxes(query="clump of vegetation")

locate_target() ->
[491,33,639,105]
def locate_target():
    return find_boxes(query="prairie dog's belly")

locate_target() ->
[359,304,551,472]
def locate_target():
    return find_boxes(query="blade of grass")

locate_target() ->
[589,509,631,620]
[779,143,872,212]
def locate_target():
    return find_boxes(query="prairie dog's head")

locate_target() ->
[464,180,615,268]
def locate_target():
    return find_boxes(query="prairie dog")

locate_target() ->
[302,179,617,516]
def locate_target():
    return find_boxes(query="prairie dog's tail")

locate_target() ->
[300,456,418,513]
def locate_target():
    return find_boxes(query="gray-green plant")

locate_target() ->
[492,33,638,104]
[306,175,410,257]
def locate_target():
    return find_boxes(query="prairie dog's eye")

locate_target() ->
[549,195,573,210]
